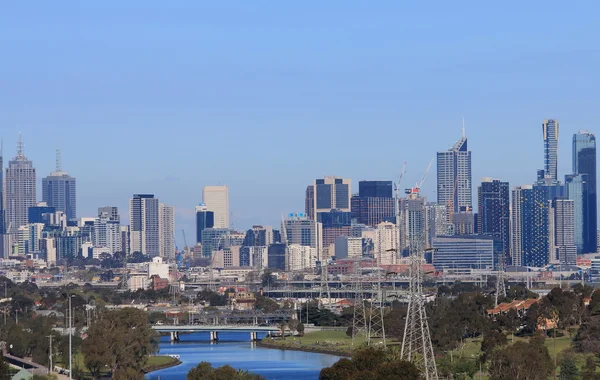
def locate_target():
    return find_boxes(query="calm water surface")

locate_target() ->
[146,332,342,380]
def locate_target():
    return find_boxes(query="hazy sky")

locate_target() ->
[1,2,599,245]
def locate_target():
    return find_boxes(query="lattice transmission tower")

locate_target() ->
[495,255,507,307]
[351,259,368,346]
[367,262,386,347]
[401,238,438,379]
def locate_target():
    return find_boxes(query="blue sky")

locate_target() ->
[1,2,599,245]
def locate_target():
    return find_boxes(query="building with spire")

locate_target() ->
[437,128,472,216]
[42,150,77,221]
[5,134,36,233]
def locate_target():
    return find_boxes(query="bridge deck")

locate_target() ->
[152,325,279,332]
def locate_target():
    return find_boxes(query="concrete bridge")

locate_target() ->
[152,324,280,342]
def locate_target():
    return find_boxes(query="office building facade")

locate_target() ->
[313,177,351,215]
[477,178,510,264]
[195,204,214,244]
[573,131,597,253]
[432,235,500,271]
[42,156,76,221]
[565,174,586,253]
[424,203,447,248]
[358,181,393,198]
[202,185,229,228]
[351,196,395,227]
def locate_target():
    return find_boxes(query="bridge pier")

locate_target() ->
[250,331,257,342]
[170,332,180,342]
[209,331,219,342]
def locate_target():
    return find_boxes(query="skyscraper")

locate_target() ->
[159,203,175,258]
[358,181,393,198]
[398,192,426,255]
[5,135,36,233]
[129,194,159,256]
[202,186,229,228]
[477,178,510,264]
[305,185,315,221]
[195,203,214,244]
[42,150,76,221]
[93,211,121,255]
[313,177,351,215]
[573,131,597,253]
[351,180,395,227]
[437,132,472,214]
[565,174,586,253]
[510,185,549,267]
[551,199,577,265]
[542,119,559,182]
[0,143,4,234]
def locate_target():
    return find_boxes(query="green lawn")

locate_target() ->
[265,329,369,353]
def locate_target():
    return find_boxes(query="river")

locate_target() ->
[146,332,342,380]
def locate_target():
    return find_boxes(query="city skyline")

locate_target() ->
[0,124,598,247]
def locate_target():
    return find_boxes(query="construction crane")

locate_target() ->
[395,162,408,227]
[405,157,434,196]
[181,229,189,251]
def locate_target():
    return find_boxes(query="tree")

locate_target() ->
[187,362,265,380]
[254,296,279,313]
[481,329,507,363]
[559,357,579,380]
[0,357,10,380]
[488,338,553,380]
[582,356,600,380]
[82,307,158,377]
[260,270,276,289]
[319,346,421,380]
[296,322,305,337]
[574,315,600,356]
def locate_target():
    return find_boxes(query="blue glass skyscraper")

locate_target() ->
[573,131,597,253]
[511,185,549,267]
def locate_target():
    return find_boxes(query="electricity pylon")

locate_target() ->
[351,259,368,346]
[367,261,386,347]
[401,238,438,379]
[495,255,507,307]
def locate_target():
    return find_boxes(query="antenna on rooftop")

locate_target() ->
[462,117,466,138]
[56,149,62,172]
[17,133,24,158]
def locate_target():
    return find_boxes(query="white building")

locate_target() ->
[159,204,175,259]
[213,246,241,268]
[286,244,318,271]
[250,246,268,269]
[374,222,399,265]
[128,273,148,291]
[42,237,57,265]
[202,186,229,228]
[148,256,170,279]
[92,246,111,260]
[93,212,121,255]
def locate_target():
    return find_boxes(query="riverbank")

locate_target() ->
[257,338,350,357]
[144,356,182,373]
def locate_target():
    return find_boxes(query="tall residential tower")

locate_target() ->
[437,132,472,214]
[542,119,559,182]
[202,186,229,228]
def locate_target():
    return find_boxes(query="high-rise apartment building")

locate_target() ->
[572,131,597,253]
[159,204,175,259]
[282,214,322,250]
[351,180,395,227]
[0,147,4,234]
[551,199,577,265]
[42,151,76,221]
[195,203,214,244]
[542,119,559,182]
[5,135,36,233]
[565,174,586,253]
[129,194,159,256]
[398,192,425,254]
[98,206,120,223]
[437,132,472,214]
[243,225,275,247]
[313,177,351,215]
[477,178,510,264]
[510,185,549,267]
[424,203,447,248]
[202,186,229,228]
[93,212,121,255]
